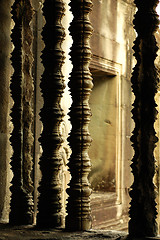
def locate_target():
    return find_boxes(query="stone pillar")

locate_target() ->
[129,0,159,237]
[9,0,34,225]
[65,0,93,231]
[36,0,65,228]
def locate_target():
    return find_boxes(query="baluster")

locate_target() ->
[36,0,65,227]
[129,0,159,237]
[66,0,93,231]
[22,0,34,221]
[10,0,34,225]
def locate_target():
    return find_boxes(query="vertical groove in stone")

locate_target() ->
[36,0,65,228]
[66,0,93,231]
[10,0,34,225]
[129,0,159,237]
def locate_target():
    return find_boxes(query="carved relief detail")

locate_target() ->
[36,0,65,227]
[129,0,159,237]
[66,0,93,231]
[10,0,34,225]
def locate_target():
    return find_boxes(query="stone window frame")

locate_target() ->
[90,54,123,207]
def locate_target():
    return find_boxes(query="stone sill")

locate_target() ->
[0,225,159,240]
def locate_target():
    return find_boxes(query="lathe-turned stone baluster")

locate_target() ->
[36,0,65,227]
[9,0,34,225]
[66,0,93,231]
[129,0,159,237]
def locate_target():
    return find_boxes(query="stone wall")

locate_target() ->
[0,0,13,222]
[89,0,136,229]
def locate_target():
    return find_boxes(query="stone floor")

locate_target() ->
[0,224,128,240]
[0,225,160,240]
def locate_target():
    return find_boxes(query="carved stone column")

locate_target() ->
[36,0,65,228]
[65,0,93,231]
[129,0,159,237]
[10,0,34,225]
